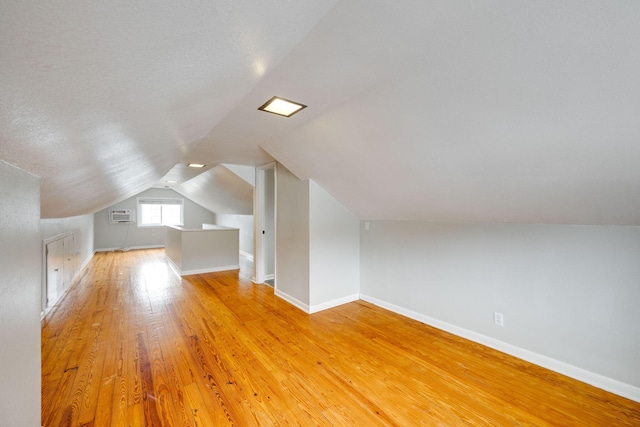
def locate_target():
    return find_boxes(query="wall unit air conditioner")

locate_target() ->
[109,209,134,224]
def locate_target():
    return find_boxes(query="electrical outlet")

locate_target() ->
[494,312,504,326]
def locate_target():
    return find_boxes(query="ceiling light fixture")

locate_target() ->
[166,180,178,184]
[187,163,205,168]
[258,96,307,117]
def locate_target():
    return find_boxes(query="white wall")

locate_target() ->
[215,214,254,257]
[165,226,239,275]
[94,188,216,251]
[360,220,640,399]
[309,180,360,311]
[274,166,361,313]
[0,161,41,426]
[275,163,310,307]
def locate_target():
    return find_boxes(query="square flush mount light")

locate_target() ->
[187,163,205,168]
[258,96,307,117]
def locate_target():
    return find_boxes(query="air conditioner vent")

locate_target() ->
[109,209,134,224]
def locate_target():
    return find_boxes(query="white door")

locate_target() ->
[263,168,275,281]
[255,163,276,284]
[63,234,75,291]
[46,239,64,308]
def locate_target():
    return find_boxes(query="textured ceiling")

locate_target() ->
[0,0,337,217]
[2,1,640,224]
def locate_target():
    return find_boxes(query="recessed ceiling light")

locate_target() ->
[187,163,205,168]
[258,96,307,117]
[166,180,178,184]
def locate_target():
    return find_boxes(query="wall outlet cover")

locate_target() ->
[494,312,504,326]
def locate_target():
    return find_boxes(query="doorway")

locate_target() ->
[255,163,276,286]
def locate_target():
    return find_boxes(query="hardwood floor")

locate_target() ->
[42,249,640,426]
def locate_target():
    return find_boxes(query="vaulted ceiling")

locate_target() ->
[2,1,640,224]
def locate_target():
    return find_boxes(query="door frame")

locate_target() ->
[254,162,276,285]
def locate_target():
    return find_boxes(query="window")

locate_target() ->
[137,197,184,227]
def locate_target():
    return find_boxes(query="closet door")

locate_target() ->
[63,234,75,291]
[46,239,64,307]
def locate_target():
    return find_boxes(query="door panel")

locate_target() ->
[264,168,275,278]
[63,234,75,291]
[256,164,276,284]
[46,239,64,308]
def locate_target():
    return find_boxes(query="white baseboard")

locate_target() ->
[95,244,164,252]
[274,291,360,315]
[165,257,239,277]
[359,294,640,403]
[240,251,254,261]
[181,265,239,276]
[274,289,310,313]
[309,294,360,314]
[78,251,95,272]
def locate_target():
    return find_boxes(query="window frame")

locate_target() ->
[136,197,184,228]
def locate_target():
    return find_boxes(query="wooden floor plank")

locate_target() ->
[42,249,640,426]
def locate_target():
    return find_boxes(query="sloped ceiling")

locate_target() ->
[2,1,640,224]
[174,165,253,215]
[0,0,338,217]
